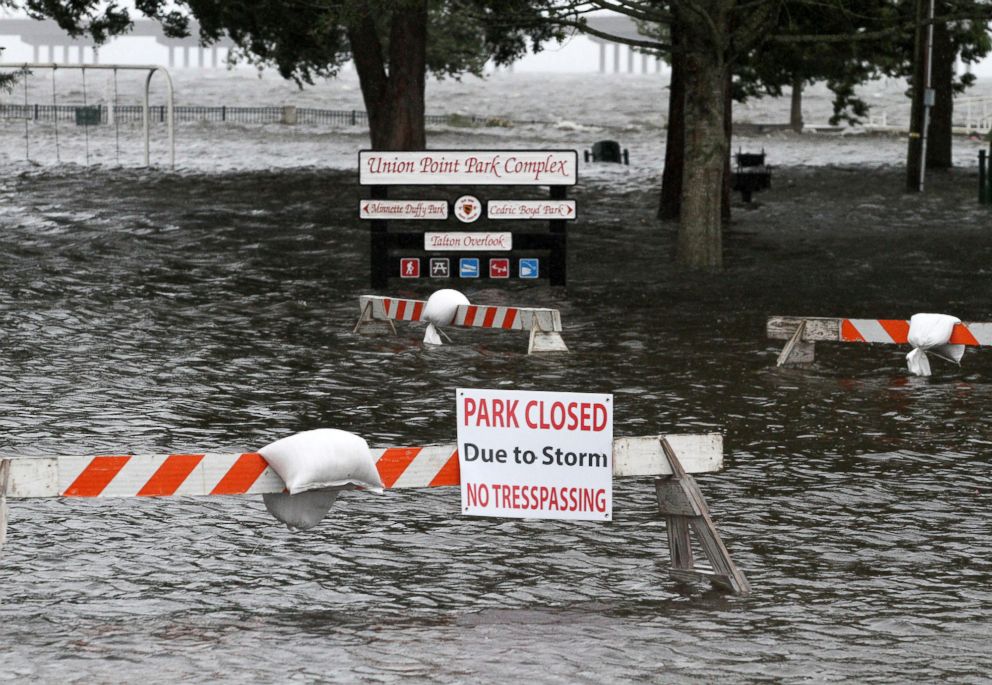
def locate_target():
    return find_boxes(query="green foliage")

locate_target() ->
[9,0,559,86]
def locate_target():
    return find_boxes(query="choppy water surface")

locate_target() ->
[3,157,992,680]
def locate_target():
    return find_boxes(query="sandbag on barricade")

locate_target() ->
[259,429,383,531]
[906,313,966,377]
[422,289,469,345]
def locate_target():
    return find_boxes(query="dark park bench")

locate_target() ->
[730,148,772,202]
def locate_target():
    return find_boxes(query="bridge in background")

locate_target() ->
[1,15,660,74]
[0,18,234,68]
[584,15,663,74]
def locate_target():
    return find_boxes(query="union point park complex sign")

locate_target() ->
[359,150,577,186]
[358,150,577,287]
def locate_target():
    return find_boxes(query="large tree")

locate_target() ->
[549,1,992,267]
[13,0,558,150]
[550,1,781,269]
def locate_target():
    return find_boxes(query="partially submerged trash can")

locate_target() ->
[730,148,772,202]
[584,140,629,165]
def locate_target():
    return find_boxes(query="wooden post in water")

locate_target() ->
[0,459,10,553]
[656,438,750,595]
[369,185,389,288]
[980,150,988,205]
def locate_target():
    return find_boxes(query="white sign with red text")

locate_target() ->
[359,150,578,186]
[487,200,577,220]
[457,388,613,521]
[359,200,448,220]
[424,232,512,251]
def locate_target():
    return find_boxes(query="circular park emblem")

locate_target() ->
[454,195,482,223]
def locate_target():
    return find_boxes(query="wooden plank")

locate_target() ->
[513,307,562,333]
[658,438,750,596]
[0,459,9,550]
[776,320,815,366]
[614,434,722,477]
[669,568,734,592]
[769,316,992,347]
[767,316,842,342]
[681,475,752,595]
[7,457,57,497]
[666,515,694,570]
[528,329,568,354]
[358,296,562,333]
[655,479,704,517]
[4,434,723,498]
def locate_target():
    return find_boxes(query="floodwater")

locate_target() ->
[2,72,992,683]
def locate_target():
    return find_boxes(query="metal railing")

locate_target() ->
[0,103,539,128]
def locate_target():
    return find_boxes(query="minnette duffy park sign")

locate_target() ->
[359,150,578,186]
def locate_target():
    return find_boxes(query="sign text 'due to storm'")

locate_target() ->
[359,150,578,186]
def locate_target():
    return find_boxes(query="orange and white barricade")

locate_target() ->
[0,433,749,594]
[354,295,567,354]
[768,315,992,367]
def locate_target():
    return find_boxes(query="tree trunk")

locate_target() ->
[926,13,953,169]
[678,3,729,270]
[722,68,731,225]
[348,1,427,150]
[790,77,804,133]
[659,22,685,220]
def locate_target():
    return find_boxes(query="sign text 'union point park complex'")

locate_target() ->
[358,149,578,287]
[359,150,577,186]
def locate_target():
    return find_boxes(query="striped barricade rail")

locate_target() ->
[0,433,748,594]
[5,434,719,498]
[768,316,992,367]
[355,295,567,354]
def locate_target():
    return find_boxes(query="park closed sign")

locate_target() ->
[457,388,613,521]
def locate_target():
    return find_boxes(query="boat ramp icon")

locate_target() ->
[459,258,480,278]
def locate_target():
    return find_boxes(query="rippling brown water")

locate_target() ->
[2,164,992,682]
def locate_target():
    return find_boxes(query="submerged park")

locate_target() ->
[2,2,992,682]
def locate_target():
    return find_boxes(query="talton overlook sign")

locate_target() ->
[358,149,577,287]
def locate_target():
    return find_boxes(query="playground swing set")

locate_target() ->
[2,62,175,169]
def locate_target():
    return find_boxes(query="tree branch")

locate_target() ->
[551,16,668,51]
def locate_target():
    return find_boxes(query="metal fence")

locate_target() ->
[0,103,536,127]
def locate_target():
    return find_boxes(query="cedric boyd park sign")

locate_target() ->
[457,388,614,521]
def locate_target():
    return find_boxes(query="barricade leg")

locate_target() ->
[776,320,815,367]
[353,301,396,336]
[0,459,9,553]
[655,439,750,595]
[527,319,568,354]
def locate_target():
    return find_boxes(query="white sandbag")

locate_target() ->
[905,313,965,376]
[422,289,469,345]
[259,428,384,495]
[423,323,443,346]
[263,488,342,531]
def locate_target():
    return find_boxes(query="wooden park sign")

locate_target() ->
[359,150,578,288]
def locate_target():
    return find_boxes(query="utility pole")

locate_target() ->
[907,0,936,192]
